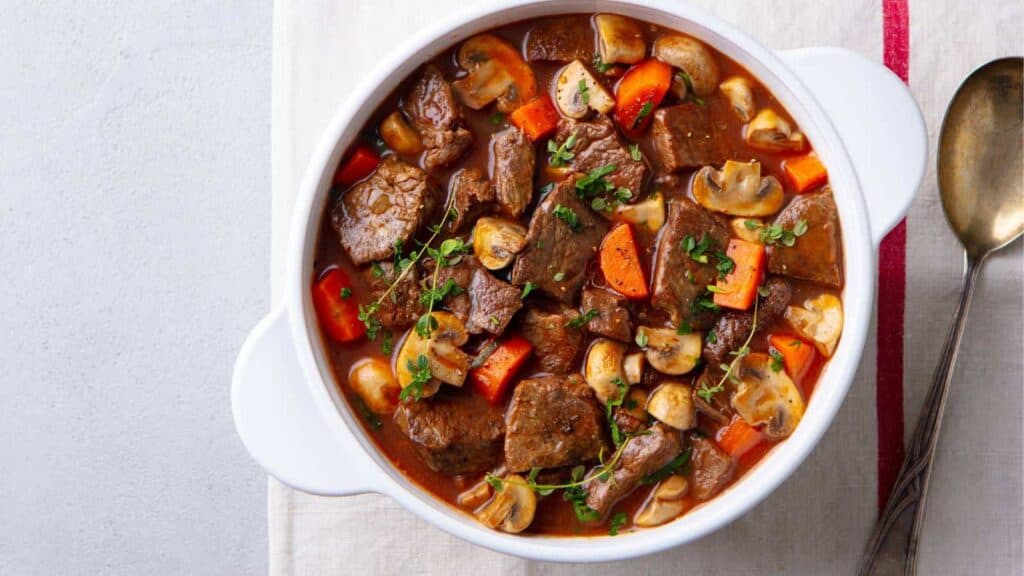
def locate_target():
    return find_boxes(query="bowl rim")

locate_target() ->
[278,0,875,562]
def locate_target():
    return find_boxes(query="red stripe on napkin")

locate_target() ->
[876,0,909,510]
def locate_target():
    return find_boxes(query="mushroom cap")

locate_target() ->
[639,326,703,375]
[595,14,646,65]
[653,34,720,96]
[635,474,689,527]
[584,338,627,404]
[348,357,401,415]
[692,160,785,217]
[646,381,696,430]
[476,475,537,533]
[784,293,843,357]
[731,352,806,438]
[555,60,615,119]
[394,312,469,396]
[452,34,537,113]
[614,191,665,233]
[719,76,755,122]
[745,108,806,152]
[472,217,527,270]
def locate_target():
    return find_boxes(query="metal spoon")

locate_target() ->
[859,57,1023,576]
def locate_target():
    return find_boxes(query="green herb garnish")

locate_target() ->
[521,282,538,299]
[633,101,654,128]
[608,512,628,536]
[399,354,432,402]
[489,111,505,125]
[553,271,566,282]
[640,448,692,485]
[635,331,649,348]
[553,204,583,232]
[769,348,785,373]
[628,143,642,162]
[548,132,578,167]
[592,54,613,73]
[566,309,599,329]
[579,79,590,105]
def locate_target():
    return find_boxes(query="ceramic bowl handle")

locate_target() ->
[780,47,927,246]
[232,307,376,496]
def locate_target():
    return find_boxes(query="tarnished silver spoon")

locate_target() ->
[859,57,1023,575]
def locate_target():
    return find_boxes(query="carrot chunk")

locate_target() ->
[783,153,828,193]
[717,416,764,458]
[312,269,365,342]
[510,95,560,141]
[613,58,673,138]
[333,144,380,186]
[768,333,816,384]
[713,238,765,310]
[470,336,533,405]
[599,223,649,300]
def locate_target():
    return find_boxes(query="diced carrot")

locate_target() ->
[613,58,673,138]
[470,336,532,405]
[717,416,763,458]
[311,269,365,342]
[783,153,828,193]
[510,95,560,141]
[713,238,765,310]
[768,333,816,384]
[333,144,380,186]
[599,223,649,300]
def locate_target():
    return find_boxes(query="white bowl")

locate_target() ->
[232,0,926,562]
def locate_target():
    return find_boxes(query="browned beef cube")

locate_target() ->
[703,277,791,366]
[554,116,647,195]
[403,64,473,170]
[504,374,608,472]
[585,423,682,516]
[520,306,584,374]
[767,189,843,288]
[394,393,505,475]
[449,168,496,231]
[361,262,422,329]
[524,17,595,62]
[581,287,632,342]
[651,102,731,172]
[332,156,438,265]
[490,127,535,218]
[466,266,523,336]
[427,256,475,325]
[689,435,734,500]
[510,177,608,303]
[650,198,729,329]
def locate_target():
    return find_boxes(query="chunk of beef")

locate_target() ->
[768,188,843,288]
[403,64,473,170]
[427,256,476,324]
[651,198,729,329]
[689,435,734,500]
[449,168,496,231]
[510,177,609,302]
[651,102,732,172]
[504,374,608,472]
[332,156,438,265]
[520,306,584,374]
[524,17,595,62]
[585,423,682,516]
[394,393,505,475]
[361,262,422,329]
[613,408,647,436]
[581,287,632,342]
[692,367,733,425]
[466,266,523,335]
[703,277,791,366]
[490,127,535,218]
[554,116,647,195]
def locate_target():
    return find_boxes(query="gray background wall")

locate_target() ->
[1,2,270,574]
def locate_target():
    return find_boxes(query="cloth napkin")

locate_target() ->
[267,1,1023,573]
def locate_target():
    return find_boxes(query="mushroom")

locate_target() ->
[614,191,665,232]
[653,34,720,97]
[595,14,646,65]
[646,381,696,430]
[732,352,805,438]
[452,35,537,113]
[584,338,627,404]
[745,108,806,152]
[348,357,402,414]
[621,387,649,422]
[472,217,527,270]
[457,480,493,510]
[623,351,645,385]
[637,326,703,375]
[394,312,470,397]
[784,293,843,357]
[555,59,615,119]
[379,110,423,156]
[730,217,764,243]
[634,475,689,527]
[719,76,755,122]
[476,475,537,533]
[692,160,785,217]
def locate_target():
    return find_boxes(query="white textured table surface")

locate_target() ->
[1,1,270,574]
[269,1,1022,575]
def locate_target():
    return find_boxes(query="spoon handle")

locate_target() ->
[858,252,984,576]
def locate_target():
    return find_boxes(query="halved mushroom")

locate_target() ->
[457,480,493,510]
[584,338,627,404]
[452,35,537,113]
[472,217,527,270]
[614,191,665,232]
[637,326,702,375]
[555,59,615,119]
[379,110,423,156]
[646,381,696,430]
[692,160,785,217]
[634,475,689,527]
[595,14,646,65]
[476,475,537,533]
[732,352,805,438]
[653,34,720,97]
[784,294,843,357]
[623,352,645,385]
[745,108,806,152]
[719,76,755,122]
[394,312,470,397]
[348,357,401,414]
[730,217,764,243]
